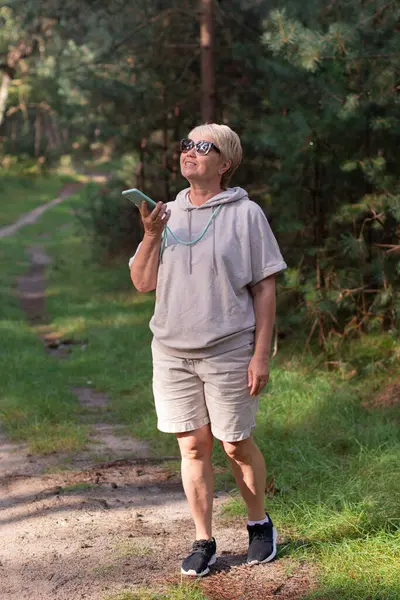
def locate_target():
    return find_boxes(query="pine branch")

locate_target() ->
[374,244,400,254]
[320,53,400,61]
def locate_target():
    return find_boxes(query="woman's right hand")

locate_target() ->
[139,201,171,239]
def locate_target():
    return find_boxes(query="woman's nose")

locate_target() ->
[186,146,197,158]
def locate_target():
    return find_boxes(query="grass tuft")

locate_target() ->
[61,482,98,493]
[104,582,207,600]
[112,538,154,559]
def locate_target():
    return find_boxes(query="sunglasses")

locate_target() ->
[180,138,220,156]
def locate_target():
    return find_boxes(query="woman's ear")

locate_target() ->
[219,160,232,175]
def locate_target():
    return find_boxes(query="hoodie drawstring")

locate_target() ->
[188,210,192,275]
[212,208,218,275]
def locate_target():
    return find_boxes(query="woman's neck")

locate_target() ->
[188,183,223,206]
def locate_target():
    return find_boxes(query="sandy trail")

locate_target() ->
[1,452,312,600]
[0,189,314,599]
[0,184,83,239]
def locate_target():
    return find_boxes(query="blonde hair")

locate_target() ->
[189,123,243,189]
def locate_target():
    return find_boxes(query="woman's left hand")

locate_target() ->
[248,355,270,396]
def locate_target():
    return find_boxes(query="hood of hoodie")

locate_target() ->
[167,187,248,276]
[175,186,248,211]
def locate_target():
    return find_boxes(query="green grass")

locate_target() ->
[307,533,400,599]
[111,538,154,558]
[0,173,74,226]
[220,359,400,599]
[0,180,399,599]
[0,184,88,452]
[104,583,207,600]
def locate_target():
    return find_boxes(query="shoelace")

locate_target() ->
[190,540,213,555]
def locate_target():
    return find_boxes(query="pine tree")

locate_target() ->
[259,1,400,346]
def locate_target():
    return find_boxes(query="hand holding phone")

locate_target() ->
[122,188,170,237]
[122,188,158,210]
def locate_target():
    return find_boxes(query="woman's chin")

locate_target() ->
[182,171,200,183]
[182,165,196,176]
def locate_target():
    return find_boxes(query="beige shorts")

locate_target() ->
[151,341,259,442]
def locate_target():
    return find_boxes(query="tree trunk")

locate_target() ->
[312,140,324,293]
[35,111,41,157]
[136,137,147,192]
[162,89,170,203]
[11,118,17,153]
[0,38,39,127]
[313,148,321,248]
[162,124,170,202]
[0,71,12,126]
[171,105,181,182]
[200,0,215,123]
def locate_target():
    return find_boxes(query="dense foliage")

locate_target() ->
[1,0,399,348]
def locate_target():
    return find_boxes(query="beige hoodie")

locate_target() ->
[131,187,287,358]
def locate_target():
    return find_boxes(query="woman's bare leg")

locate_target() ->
[222,436,266,521]
[177,424,214,540]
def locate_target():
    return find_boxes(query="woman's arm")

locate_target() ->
[130,234,162,292]
[248,275,276,396]
[130,201,170,292]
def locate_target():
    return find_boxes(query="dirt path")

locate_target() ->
[0,192,314,599]
[0,183,83,239]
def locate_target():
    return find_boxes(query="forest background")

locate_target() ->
[1,0,399,349]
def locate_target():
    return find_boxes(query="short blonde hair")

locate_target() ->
[189,123,242,189]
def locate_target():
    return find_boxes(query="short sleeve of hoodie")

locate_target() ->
[248,203,287,286]
[128,242,142,268]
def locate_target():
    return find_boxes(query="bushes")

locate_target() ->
[77,180,143,263]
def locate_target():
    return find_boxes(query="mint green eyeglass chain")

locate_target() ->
[160,204,222,259]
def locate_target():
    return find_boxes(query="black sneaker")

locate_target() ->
[181,537,217,577]
[247,515,278,564]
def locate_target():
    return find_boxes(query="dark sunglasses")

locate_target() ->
[180,138,220,156]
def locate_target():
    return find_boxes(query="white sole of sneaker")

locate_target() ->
[181,553,217,577]
[247,527,278,565]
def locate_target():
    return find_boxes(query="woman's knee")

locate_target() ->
[221,437,253,462]
[177,424,213,460]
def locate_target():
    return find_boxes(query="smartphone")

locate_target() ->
[122,188,158,210]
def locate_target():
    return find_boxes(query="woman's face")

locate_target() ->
[180,132,228,187]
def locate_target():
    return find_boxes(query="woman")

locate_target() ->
[129,123,287,577]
